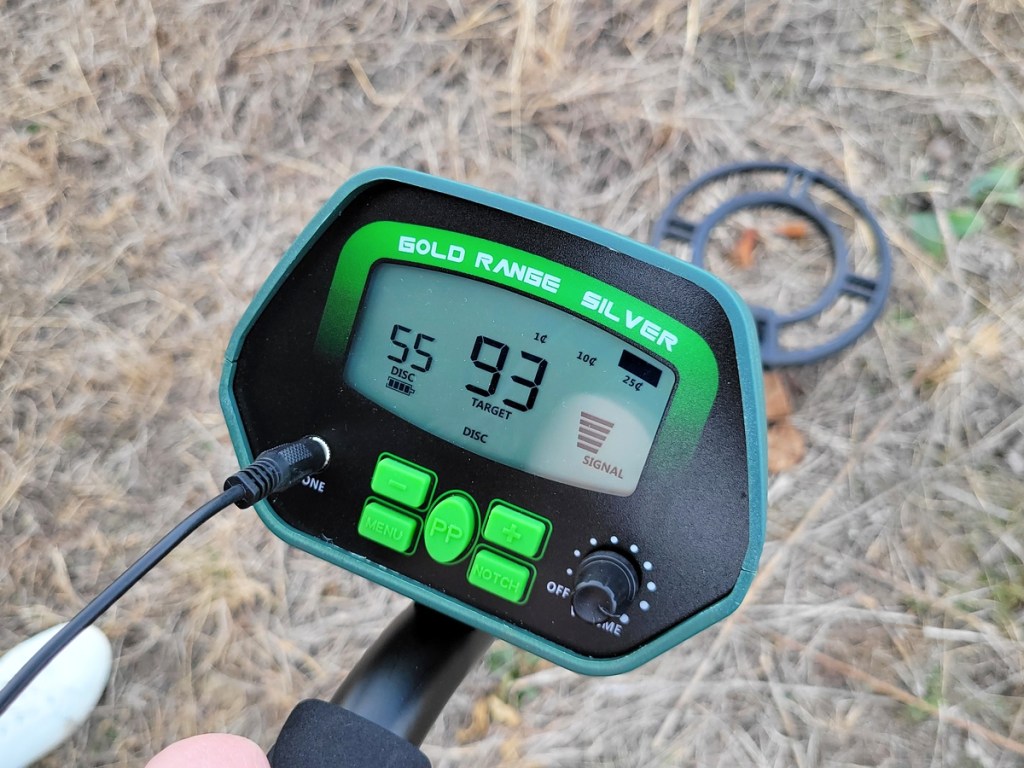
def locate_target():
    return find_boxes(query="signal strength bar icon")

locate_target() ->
[578,412,614,454]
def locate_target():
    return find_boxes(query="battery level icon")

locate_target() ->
[387,377,415,396]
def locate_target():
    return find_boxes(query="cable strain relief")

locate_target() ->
[224,457,281,508]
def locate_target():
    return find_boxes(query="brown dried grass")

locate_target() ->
[2,1,1023,766]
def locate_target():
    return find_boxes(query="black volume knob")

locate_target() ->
[571,550,639,624]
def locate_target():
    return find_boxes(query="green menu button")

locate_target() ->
[358,501,419,553]
[468,549,532,603]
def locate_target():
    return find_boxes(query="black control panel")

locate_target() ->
[222,168,766,674]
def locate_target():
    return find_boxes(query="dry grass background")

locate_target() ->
[2,1,1023,765]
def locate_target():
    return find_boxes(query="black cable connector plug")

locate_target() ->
[224,435,331,508]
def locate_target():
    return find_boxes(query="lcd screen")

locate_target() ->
[343,263,675,495]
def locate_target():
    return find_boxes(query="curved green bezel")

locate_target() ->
[317,220,718,467]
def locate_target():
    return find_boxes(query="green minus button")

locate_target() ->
[371,456,434,509]
[358,501,419,553]
[468,549,532,604]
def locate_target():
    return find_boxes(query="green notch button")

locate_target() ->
[358,501,419,553]
[468,549,532,603]
[371,454,434,509]
[424,494,477,563]
[483,503,549,559]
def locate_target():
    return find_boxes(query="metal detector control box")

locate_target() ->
[221,168,767,675]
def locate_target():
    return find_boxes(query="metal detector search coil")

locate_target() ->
[221,168,767,675]
[651,161,892,368]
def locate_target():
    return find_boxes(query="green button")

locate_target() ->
[358,501,418,553]
[483,504,548,559]
[371,456,433,508]
[424,494,476,563]
[468,550,532,603]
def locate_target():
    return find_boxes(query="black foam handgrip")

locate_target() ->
[268,699,432,768]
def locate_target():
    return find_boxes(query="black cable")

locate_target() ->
[0,435,330,718]
[0,486,244,716]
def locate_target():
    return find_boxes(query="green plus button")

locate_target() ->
[483,504,548,559]
[371,456,433,509]
[468,550,532,603]
[358,501,418,553]
[424,494,477,564]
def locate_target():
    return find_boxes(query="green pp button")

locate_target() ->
[424,494,477,564]
[483,504,548,559]
[358,501,419,553]
[371,455,433,509]
[468,549,532,603]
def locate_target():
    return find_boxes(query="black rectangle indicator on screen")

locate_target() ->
[618,349,662,388]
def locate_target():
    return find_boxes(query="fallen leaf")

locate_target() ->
[913,354,957,393]
[457,697,491,743]
[767,420,806,473]
[488,694,522,727]
[913,324,1003,394]
[968,323,1002,359]
[763,371,792,423]
[908,211,944,260]
[948,207,984,238]
[774,220,810,239]
[729,228,759,269]
[969,165,1023,207]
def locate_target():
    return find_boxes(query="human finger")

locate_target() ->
[145,733,271,768]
